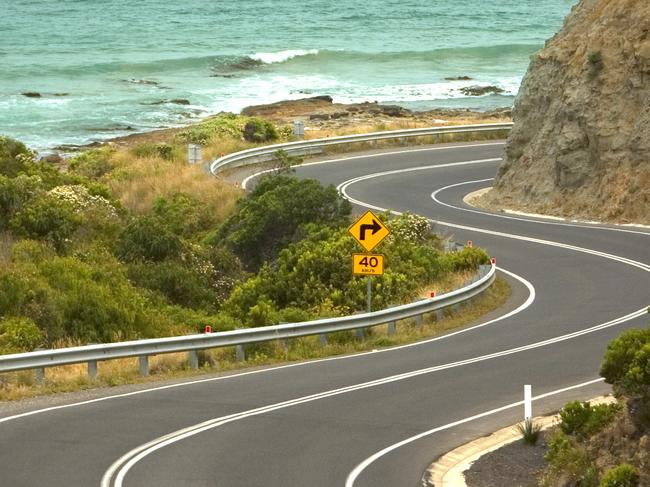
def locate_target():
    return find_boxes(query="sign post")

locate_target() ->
[349,211,390,313]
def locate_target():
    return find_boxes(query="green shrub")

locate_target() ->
[127,260,218,311]
[600,464,638,487]
[543,431,597,486]
[175,113,247,145]
[153,193,216,237]
[387,212,433,245]
[0,135,32,177]
[116,215,182,262]
[242,118,279,143]
[10,194,83,252]
[559,401,620,438]
[0,174,43,230]
[601,328,650,424]
[215,175,351,270]
[442,246,490,272]
[68,147,114,179]
[588,51,603,65]
[0,316,44,354]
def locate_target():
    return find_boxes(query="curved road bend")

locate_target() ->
[0,141,648,487]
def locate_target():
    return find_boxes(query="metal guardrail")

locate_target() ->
[0,264,496,379]
[209,122,512,175]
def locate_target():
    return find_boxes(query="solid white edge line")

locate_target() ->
[105,304,647,487]
[240,142,505,189]
[0,266,531,427]
[344,377,606,487]
[431,178,650,236]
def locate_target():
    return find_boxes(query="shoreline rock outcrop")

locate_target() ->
[485,0,650,224]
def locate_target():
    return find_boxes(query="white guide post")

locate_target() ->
[524,384,532,420]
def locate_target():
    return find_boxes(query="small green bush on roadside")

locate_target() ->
[517,417,542,445]
[130,143,174,160]
[543,430,598,486]
[559,401,621,438]
[600,464,639,487]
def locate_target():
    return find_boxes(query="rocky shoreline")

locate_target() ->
[47,96,511,154]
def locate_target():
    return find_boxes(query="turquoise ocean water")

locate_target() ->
[0,0,574,151]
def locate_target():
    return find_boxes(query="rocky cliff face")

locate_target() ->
[487,0,650,223]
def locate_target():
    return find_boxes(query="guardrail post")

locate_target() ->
[35,367,45,384]
[139,355,149,376]
[435,309,444,321]
[387,321,396,335]
[87,360,98,380]
[355,328,365,340]
[188,350,199,369]
[319,334,328,346]
[33,347,45,384]
[414,314,423,329]
[235,345,245,362]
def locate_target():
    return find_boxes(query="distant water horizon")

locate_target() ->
[0,0,575,151]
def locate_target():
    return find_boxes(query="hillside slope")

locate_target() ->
[486,0,650,224]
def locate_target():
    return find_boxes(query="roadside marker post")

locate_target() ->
[524,384,532,420]
[187,144,202,165]
[204,325,212,334]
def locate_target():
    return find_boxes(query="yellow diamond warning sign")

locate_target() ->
[348,210,390,252]
[352,254,384,276]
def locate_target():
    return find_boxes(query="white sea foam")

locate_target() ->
[249,49,319,64]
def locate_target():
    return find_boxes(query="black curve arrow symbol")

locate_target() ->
[359,220,382,240]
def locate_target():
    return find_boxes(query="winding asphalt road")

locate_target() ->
[1,141,648,487]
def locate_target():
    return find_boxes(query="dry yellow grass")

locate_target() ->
[107,152,243,218]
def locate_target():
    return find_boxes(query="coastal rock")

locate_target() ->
[459,85,504,96]
[40,154,63,164]
[144,99,191,106]
[486,0,650,223]
[22,92,42,98]
[445,76,473,81]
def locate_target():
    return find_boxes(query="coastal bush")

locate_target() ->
[543,431,598,487]
[68,147,115,179]
[600,464,639,487]
[559,401,621,438]
[0,316,44,354]
[601,328,650,424]
[126,260,217,311]
[0,174,43,230]
[153,193,216,238]
[175,113,247,145]
[222,219,451,324]
[0,135,32,177]
[115,215,182,262]
[242,118,279,143]
[442,246,491,271]
[10,194,83,252]
[214,175,351,270]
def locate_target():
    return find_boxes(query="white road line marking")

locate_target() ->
[103,305,645,486]
[344,377,606,487]
[240,142,505,189]
[431,178,650,236]
[0,268,532,426]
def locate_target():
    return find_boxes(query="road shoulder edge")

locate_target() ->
[425,395,616,487]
